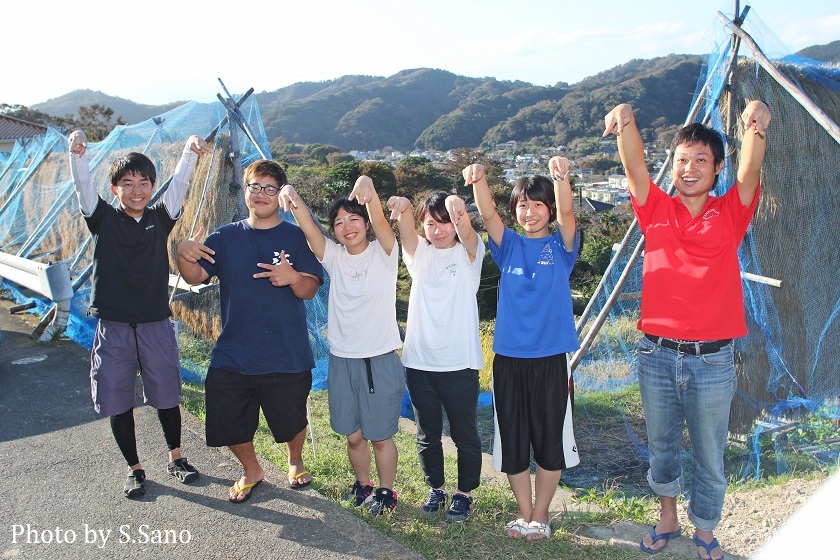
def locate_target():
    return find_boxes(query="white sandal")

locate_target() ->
[504,518,528,538]
[526,520,551,541]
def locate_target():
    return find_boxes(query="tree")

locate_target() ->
[324,160,360,201]
[442,148,506,198]
[359,161,397,198]
[75,104,125,141]
[0,104,52,126]
[394,157,449,200]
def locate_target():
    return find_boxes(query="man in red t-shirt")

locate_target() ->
[603,100,770,560]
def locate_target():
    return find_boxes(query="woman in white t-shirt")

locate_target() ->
[388,191,484,522]
[280,176,404,516]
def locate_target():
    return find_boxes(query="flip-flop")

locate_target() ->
[288,470,312,490]
[229,479,263,503]
[640,526,682,554]
[503,518,528,538]
[693,533,724,560]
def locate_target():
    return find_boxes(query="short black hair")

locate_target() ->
[243,159,287,187]
[509,175,556,222]
[416,191,460,244]
[109,153,156,186]
[670,123,725,168]
[328,197,369,233]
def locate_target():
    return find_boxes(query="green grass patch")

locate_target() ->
[181,385,659,559]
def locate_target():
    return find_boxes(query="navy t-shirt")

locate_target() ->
[200,220,324,374]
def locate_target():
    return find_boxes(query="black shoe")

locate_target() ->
[446,493,473,522]
[124,469,146,499]
[368,487,397,515]
[343,480,375,507]
[420,488,448,516]
[167,457,199,484]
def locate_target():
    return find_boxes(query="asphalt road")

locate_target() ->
[0,299,422,560]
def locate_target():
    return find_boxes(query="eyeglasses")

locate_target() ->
[245,182,280,196]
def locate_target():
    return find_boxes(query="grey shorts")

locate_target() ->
[90,319,182,417]
[327,351,405,442]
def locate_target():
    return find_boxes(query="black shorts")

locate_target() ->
[205,367,311,447]
[491,353,579,473]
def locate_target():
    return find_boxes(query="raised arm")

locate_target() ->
[547,156,576,251]
[735,100,771,206]
[176,227,213,285]
[68,130,98,216]
[349,175,395,255]
[445,195,480,262]
[163,135,211,218]
[387,196,419,258]
[279,183,327,260]
[464,164,504,247]
[604,103,650,205]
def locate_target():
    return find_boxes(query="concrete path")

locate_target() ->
[0,299,421,560]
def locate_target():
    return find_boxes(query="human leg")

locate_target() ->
[286,428,312,488]
[405,368,446,490]
[637,337,686,552]
[110,407,146,498]
[684,346,736,560]
[347,429,373,484]
[371,437,398,491]
[157,405,199,483]
[439,369,482,495]
[506,469,533,536]
[228,441,265,502]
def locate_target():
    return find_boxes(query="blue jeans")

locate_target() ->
[637,335,736,532]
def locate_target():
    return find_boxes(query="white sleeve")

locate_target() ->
[69,151,99,217]
[162,143,201,219]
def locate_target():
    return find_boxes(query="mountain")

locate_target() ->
[32,89,185,125]
[796,40,840,64]
[255,55,704,151]
[29,39,835,151]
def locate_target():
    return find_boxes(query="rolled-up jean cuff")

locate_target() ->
[646,469,683,498]
[687,504,720,532]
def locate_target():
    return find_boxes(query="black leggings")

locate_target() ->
[110,406,182,467]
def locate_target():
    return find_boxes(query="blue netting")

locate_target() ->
[0,96,332,391]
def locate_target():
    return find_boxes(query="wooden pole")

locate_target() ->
[716,11,840,144]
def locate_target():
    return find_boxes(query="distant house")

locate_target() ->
[608,174,628,188]
[0,115,48,154]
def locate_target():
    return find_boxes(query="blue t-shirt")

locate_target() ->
[199,220,324,374]
[490,227,580,358]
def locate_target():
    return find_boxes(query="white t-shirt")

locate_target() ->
[400,237,485,371]
[321,238,402,358]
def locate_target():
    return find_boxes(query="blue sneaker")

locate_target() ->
[420,488,448,516]
[446,493,473,522]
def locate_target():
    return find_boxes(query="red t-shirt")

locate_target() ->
[631,178,760,340]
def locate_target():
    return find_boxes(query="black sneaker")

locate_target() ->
[167,458,199,484]
[446,493,473,522]
[343,481,375,507]
[368,487,398,515]
[420,488,448,516]
[124,469,146,499]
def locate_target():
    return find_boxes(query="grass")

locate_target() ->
[181,386,659,560]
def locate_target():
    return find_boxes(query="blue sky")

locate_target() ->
[3,0,838,107]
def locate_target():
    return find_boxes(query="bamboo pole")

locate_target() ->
[716,11,840,144]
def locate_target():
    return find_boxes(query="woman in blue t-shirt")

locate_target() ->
[465,157,580,541]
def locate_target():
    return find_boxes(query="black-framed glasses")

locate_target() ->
[245,182,280,196]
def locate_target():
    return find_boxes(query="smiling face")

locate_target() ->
[515,197,552,238]
[672,142,724,200]
[422,214,457,249]
[332,207,370,254]
[110,172,153,218]
[244,174,282,228]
